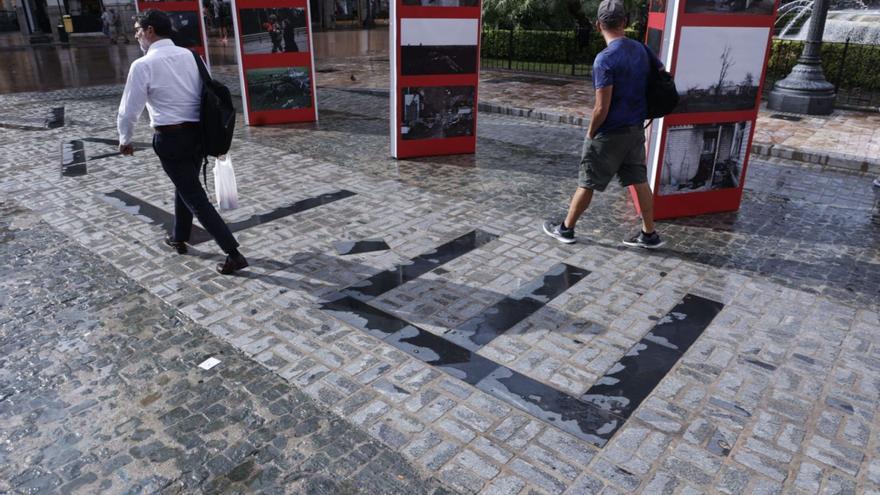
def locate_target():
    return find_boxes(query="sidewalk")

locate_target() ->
[313,56,880,175]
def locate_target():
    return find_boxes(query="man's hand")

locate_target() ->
[119,143,134,156]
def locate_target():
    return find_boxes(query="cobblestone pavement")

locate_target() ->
[0,82,879,495]
[0,202,454,494]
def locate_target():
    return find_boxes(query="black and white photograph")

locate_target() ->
[239,8,308,54]
[246,67,312,111]
[660,121,751,195]
[684,0,774,15]
[402,0,479,5]
[401,86,474,140]
[400,18,479,75]
[169,11,200,48]
[673,26,768,114]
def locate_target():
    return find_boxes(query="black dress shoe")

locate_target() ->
[164,235,187,254]
[217,253,248,275]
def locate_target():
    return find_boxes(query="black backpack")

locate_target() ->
[191,51,235,159]
[643,44,679,119]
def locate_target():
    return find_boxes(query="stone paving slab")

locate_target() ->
[0,84,879,494]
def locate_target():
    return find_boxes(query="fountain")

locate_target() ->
[777,0,880,43]
[816,9,880,43]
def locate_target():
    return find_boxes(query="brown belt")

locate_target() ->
[154,121,199,133]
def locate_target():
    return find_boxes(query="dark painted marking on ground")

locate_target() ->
[101,189,357,246]
[581,294,724,419]
[61,140,86,177]
[335,238,390,255]
[208,190,357,244]
[340,230,497,302]
[46,107,65,128]
[444,263,590,351]
[100,190,211,243]
[323,244,725,446]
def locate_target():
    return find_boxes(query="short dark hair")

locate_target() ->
[135,9,173,38]
[599,17,627,30]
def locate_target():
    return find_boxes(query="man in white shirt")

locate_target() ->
[118,9,247,275]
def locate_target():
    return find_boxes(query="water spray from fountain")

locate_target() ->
[776,0,880,43]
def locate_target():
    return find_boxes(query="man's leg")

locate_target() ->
[153,130,246,274]
[564,186,594,230]
[619,127,664,249]
[631,182,655,233]
[172,189,194,242]
[543,135,612,244]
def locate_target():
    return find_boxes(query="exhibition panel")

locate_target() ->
[135,0,211,66]
[390,0,481,159]
[641,0,780,219]
[230,0,318,124]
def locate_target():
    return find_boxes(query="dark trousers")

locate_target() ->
[152,126,239,254]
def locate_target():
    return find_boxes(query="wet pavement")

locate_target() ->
[2,29,880,495]
[4,29,878,173]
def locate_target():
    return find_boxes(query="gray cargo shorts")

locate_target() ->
[578,125,648,191]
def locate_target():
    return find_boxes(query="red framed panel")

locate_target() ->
[136,1,210,65]
[231,0,317,125]
[640,0,781,219]
[390,1,482,159]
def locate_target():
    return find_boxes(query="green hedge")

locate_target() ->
[481,28,628,65]
[480,29,880,93]
[766,39,880,91]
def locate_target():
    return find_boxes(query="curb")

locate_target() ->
[477,101,879,175]
[749,142,880,175]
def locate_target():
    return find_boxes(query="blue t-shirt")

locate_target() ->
[592,38,659,133]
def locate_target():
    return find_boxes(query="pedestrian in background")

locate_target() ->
[117,9,248,275]
[110,9,129,44]
[101,8,113,41]
[543,0,665,249]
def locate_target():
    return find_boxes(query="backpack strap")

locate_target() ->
[642,43,656,130]
[191,50,211,82]
[191,51,211,189]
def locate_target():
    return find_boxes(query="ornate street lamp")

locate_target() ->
[767,0,836,114]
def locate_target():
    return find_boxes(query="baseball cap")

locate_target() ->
[597,0,627,26]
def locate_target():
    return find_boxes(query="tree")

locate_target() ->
[715,44,734,97]
[741,72,755,88]
[482,0,646,30]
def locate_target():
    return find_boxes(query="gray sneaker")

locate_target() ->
[873,177,880,188]
[543,220,576,244]
[622,230,665,249]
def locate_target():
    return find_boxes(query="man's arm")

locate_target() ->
[587,86,613,139]
[117,62,148,155]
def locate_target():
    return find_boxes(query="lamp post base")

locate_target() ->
[767,63,836,115]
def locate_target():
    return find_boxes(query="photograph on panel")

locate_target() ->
[684,0,774,15]
[659,121,751,195]
[400,18,479,75]
[401,86,475,140]
[168,11,200,48]
[239,8,308,54]
[673,27,769,114]
[402,0,479,6]
[246,67,312,111]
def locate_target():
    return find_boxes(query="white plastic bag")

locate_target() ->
[213,154,239,211]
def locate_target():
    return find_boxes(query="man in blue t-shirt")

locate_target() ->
[543,0,665,249]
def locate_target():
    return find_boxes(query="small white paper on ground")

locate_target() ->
[198,357,221,370]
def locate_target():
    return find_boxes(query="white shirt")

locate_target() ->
[117,39,202,145]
